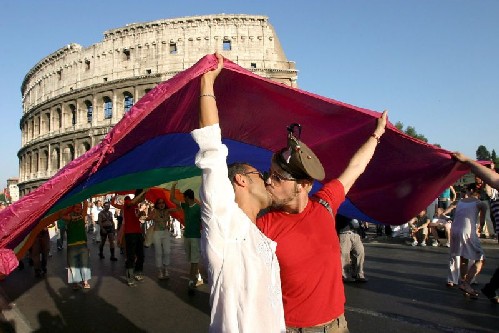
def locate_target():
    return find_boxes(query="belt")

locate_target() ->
[286,319,336,333]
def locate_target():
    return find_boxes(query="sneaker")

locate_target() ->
[420,242,426,247]
[444,242,450,248]
[134,274,144,281]
[188,280,197,289]
[355,276,368,283]
[432,240,439,247]
[163,268,169,278]
[411,240,418,247]
[127,280,137,287]
[110,257,118,262]
[99,253,105,259]
[343,277,356,283]
[157,270,165,280]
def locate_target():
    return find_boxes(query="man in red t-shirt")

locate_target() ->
[258,113,387,332]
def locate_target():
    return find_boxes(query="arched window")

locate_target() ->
[78,142,91,157]
[52,148,60,170]
[69,104,77,126]
[103,97,113,119]
[41,150,49,171]
[57,108,62,128]
[34,152,39,173]
[45,113,51,132]
[124,92,134,113]
[62,145,74,166]
[85,100,93,123]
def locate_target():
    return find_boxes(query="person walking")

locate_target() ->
[453,152,499,303]
[112,190,147,286]
[170,183,203,289]
[97,202,118,261]
[63,202,91,290]
[149,198,175,279]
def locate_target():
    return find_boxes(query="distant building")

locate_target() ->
[4,178,19,203]
[17,14,298,197]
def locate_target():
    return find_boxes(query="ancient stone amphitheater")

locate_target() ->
[18,14,297,195]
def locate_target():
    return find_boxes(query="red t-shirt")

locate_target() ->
[123,200,142,234]
[257,179,345,327]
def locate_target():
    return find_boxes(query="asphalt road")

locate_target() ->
[0,233,497,333]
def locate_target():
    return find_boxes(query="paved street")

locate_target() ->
[0,232,497,333]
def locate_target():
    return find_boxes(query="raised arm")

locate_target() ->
[449,186,457,202]
[130,189,147,206]
[111,195,123,210]
[199,53,224,128]
[338,111,387,194]
[453,153,499,190]
[170,182,181,207]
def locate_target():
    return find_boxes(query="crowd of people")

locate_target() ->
[15,188,197,291]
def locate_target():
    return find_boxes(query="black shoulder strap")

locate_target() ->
[314,197,335,219]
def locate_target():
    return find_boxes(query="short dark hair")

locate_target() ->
[466,183,477,192]
[228,162,251,184]
[183,189,195,200]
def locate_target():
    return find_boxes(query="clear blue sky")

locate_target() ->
[1,0,498,188]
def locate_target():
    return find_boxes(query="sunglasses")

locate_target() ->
[242,170,265,181]
[264,170,296,183]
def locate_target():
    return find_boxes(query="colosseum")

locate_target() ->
[18,14,298,196]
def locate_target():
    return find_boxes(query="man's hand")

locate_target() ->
[452,152,469,163]
[202,52,224,84]
[374,110,388,137]
[199,52,224,128]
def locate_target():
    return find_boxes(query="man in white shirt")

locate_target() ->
[191,53,285,332]
[91,200,103,243]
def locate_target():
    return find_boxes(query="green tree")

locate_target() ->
[492,150,497,164]
[394,121,428,143]
[395,121,404,131]
[0,193,5,203]
[476,145,491,161]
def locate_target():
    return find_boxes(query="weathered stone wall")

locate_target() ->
[18,14,298,195]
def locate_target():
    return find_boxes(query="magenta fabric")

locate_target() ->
[0,54,470,276]
[0,248,19,277]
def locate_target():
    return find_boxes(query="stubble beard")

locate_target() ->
[270,192,296,210]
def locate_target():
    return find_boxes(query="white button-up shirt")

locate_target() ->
[192,124,285,333]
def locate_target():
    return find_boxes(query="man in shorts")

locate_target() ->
[170,183,202,289]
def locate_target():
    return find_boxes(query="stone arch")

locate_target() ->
[51,147,60,170]
[84,100,93,123]
[123,91,134,113]
[69,104,77,126]
[33,151,39,173]
[56,108,62,128]
[40,149,49,172]
[26,152,32,175]
[77,141,91,157]
[62,144,75,166]
[103,96,113,119]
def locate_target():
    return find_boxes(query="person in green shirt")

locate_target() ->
[63,202,91,290]
[170,182,202,290]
